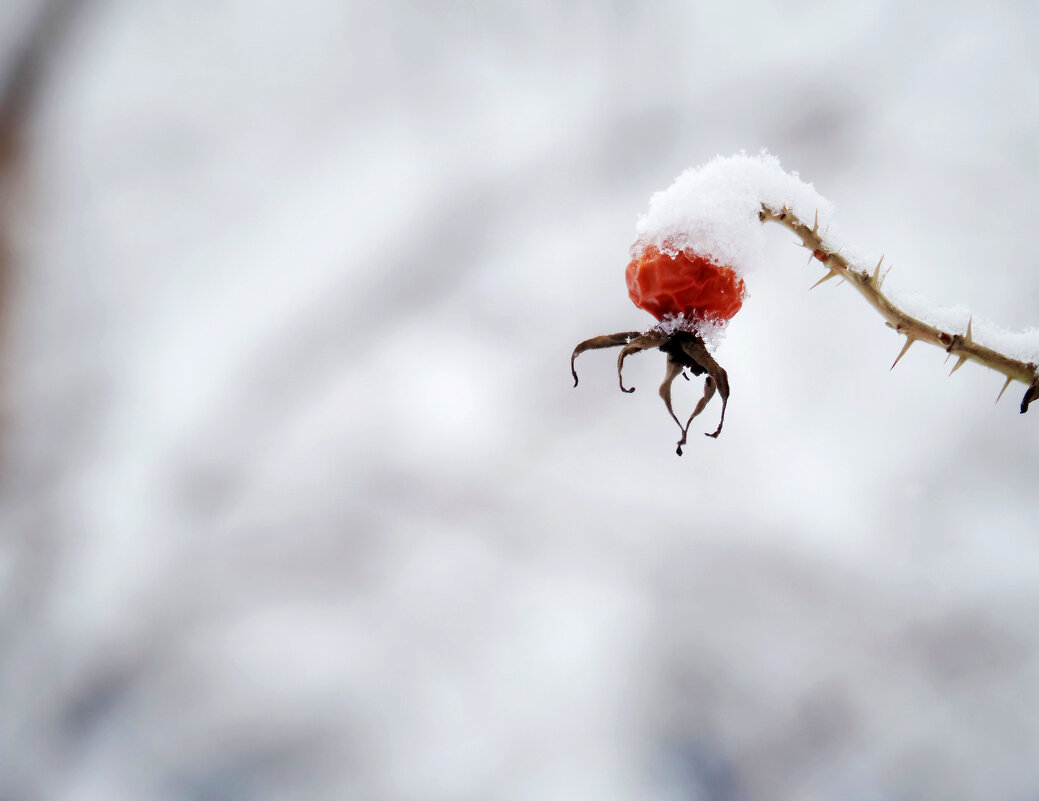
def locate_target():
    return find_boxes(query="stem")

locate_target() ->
[759,204,1039,413]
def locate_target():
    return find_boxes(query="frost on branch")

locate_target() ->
[572,152,1039,454]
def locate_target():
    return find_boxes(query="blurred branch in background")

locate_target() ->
[0,0,84,445]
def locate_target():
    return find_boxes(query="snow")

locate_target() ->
[652,312,729,351]
[633,152,834,275]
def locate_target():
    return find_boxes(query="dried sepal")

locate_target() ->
[571,332,640,386]
[571,327,729,454]
[679,336,729,439]
[617,331,666,393]
[1022,380,1039,414]
[658,357,687,451]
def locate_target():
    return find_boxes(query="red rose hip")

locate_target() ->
[625,245,745,323]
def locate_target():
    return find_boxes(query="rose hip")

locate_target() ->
[625,245,745,323]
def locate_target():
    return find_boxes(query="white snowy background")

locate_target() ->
[1,1,1038,800]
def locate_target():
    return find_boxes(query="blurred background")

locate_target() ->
[1,1,1038,799]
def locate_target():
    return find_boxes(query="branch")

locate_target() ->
[759,204,1039,413]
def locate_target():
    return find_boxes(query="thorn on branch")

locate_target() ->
[871,255,885,287]
[996,376,1013,405]
[891,336,915,369]
[809,270,838,290]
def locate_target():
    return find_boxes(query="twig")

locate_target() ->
[759,204,1039,413]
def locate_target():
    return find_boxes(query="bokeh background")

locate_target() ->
[1,1,1038,799]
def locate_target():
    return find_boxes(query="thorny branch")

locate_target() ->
[760,204,1039,414]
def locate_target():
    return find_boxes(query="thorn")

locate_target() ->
[871,255,885,286]
[809,270,838,290]
[891,336,914,369]
[996,376,1013,404]
[964,315,973,344]
[949,355,967,375]
[812,209,819,234]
